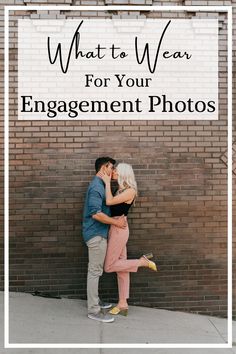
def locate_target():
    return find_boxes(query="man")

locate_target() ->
[82,157,127,323]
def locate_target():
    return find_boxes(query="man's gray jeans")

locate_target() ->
[86,236,107,315]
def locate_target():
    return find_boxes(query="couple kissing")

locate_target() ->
[82,157,158,323]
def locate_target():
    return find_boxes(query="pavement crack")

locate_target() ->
[99,322,103,352]
[208,318,227,343]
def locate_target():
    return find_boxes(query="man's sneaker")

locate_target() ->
[99,300,113,310]
[88,311,114,323]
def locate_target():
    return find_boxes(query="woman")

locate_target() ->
[98,163,157,316]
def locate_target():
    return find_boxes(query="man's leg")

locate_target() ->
[86,236,107,315]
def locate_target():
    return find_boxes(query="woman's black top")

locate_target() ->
[110,200,134,216]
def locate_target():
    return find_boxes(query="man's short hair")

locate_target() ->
[95,157,116,173]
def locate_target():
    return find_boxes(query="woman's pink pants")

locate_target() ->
[104,221,139,300]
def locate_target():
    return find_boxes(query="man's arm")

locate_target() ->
[88,187,127,229]
[92,212,127,229]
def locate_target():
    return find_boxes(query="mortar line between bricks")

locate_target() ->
[208,318,227,343]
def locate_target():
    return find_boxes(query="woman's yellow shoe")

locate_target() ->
[109,306,128,316]
[143,252,154,260]
[142,255,158,272]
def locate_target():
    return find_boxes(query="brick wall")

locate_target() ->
[0,0,235,319]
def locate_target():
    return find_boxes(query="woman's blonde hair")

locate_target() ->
[116,163,138,196]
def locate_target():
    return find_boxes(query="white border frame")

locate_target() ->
[4,5,232,349]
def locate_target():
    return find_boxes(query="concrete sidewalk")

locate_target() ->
[0,292,235,354]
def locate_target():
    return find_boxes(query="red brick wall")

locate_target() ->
[0,0,235,319]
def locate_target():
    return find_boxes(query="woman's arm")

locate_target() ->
[98,171,136,205]
[104,181,135,205]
